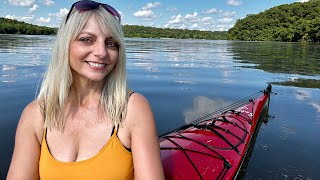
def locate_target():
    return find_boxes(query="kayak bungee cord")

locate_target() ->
[162,137,203,179]
[160,84,272,180]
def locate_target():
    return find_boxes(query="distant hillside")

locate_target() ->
[0,17,56,35]
[228,0,320,42]
[0,17,227,40]
[123,25,227,40]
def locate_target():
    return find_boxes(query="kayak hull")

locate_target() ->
[160,85,271,180]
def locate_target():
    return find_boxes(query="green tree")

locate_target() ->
[228,0,320,42]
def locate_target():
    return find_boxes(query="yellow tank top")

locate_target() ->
[39,127,134,180]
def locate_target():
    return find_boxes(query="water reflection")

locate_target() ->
[1,35,320,179]
[183,96,232,124]
[278,125,296,141]
[228,41,320,89]
[1,65,17,83]
[127,39,320,89]
[227,41,320,76]
[310,102,320,113]
[294,89,320,126]
[0,35,53,83]
[0,34,53,66]
[272,78,320,89]
[126,38,237,87]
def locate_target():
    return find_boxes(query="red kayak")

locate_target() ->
[160,84,272,180]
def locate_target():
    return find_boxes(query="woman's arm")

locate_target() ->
[7,101,43,180]
[129,93,165,180]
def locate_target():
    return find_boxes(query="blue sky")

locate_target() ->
[0,0,310,31]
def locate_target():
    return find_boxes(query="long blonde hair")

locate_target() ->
[37,7,128,131]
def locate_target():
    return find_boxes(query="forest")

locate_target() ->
[0,17,227,40]
[1,0,320,42]
[122,25,227,40]
[228,0,320,42]
[0,17,56,35]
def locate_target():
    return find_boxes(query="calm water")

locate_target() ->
[1,34,320,179]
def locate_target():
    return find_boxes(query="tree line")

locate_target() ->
[0,17,56,35]
[122,25,227,40]
[0,17,227,40]
[2,0,320,42]
[228,0,320,42]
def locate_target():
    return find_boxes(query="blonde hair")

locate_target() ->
[37,7,128,131]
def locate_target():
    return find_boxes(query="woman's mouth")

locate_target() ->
[87,61,106,67]
[85,61,107,70]
[86,61,107,67]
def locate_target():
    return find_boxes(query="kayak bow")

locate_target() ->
[160,84,272,180]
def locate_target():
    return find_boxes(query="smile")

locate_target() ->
[87,61,107,68]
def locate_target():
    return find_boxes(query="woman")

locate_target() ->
[7,0,164,179]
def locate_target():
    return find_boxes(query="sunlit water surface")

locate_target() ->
[0,34,320,179]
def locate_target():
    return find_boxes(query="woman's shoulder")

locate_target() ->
[126,92,154,129]
[22,100,43,122]
[23,99,42,112]
[127,92,152,116]
[19,100,44,143]
[128,92,149,107]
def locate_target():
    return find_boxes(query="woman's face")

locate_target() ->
[69,15,119,82]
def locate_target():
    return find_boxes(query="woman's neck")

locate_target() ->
[70,77,105,108]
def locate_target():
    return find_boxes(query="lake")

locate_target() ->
[0,34,319,179]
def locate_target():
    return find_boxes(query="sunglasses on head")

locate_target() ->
[65,0,121,24]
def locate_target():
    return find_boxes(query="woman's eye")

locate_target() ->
[79,37,92,43]
[106,41,118,48]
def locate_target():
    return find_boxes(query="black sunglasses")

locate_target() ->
[65,0,121,24]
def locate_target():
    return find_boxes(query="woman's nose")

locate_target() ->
[94,41,108,59]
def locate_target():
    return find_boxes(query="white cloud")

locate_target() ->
[227,0,242,6]
[204,8,222,14]
[43,0,54,6]
[8,0,34,6]
[185,12,198,20]
[190,23,199,29]
[201,17,213,26]
[49,8,69,18]
[179,24,187,29]
[216,24,229,31]
[5,15,16,19]
[133,10,155,19]
[29,4,38,12]
[218,17,233,24]
[223,11,236,18]
[167,12,213,30]
[142,2,161,10]
[5,14,35,22]
[201,17,212,22]
[38,17,51,23]
[166,9,234,31]
[166,7,178,12]
[117,10,124,19]
[168,14,183,24]
[297,0,309,2]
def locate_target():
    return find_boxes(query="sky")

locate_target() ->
[0,0,310,31]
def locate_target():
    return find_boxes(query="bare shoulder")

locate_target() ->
[19,100,44,143]
[22,100,42,117]
[126,92,154,127]
[7,100,44,179]
[127,93,165,179]
[128,92,150,109]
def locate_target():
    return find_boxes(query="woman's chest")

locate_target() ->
[46,121,113,162]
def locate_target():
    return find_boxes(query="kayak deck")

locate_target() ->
[160,85,272,180]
